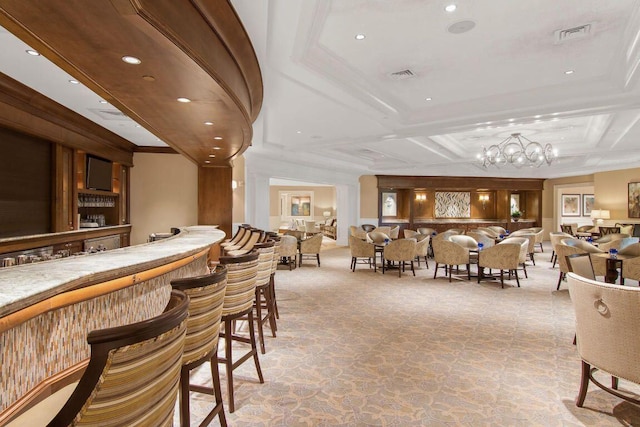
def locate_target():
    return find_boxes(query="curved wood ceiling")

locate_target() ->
[0,0,263,167]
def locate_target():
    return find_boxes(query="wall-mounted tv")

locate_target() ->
[86,155,113,191]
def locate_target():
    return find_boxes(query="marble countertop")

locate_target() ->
[0,226,225,317]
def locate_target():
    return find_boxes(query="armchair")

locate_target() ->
[432,238,472,282]
[298,233,323,267]
[568,273,640,407]
[477,243,521,288]
[383,238,417,277]
[349,235,376,272]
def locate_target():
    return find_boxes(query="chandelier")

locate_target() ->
[477,133,558,168]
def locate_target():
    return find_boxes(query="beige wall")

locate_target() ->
[359,175,377,220]
[269,185,335,231]
[130,153,198,245]
[232,155,245,224]
[594,168,640,220]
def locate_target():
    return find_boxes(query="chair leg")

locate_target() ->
[514,269,520,287]
[530,252,536,265]
[449,265,452,282]
[223,318,235,413]
[351,257,356,272]
[248,310,265,384]
[255,287,266,354]
[550,250,555,262]
[557,271,564,290]
[424,256,429,269]
[270,273,279,323]
[433,263,438,279]
[500,270,504,288]
[179,367,190,427]
[576,360,591,407]
[539,242,544,252]
[522,263,528,278]
[478,266,483,283]
[612,376,619,390]
[209,354,227,427]
[317,253,320,267]
[398,263,401,277]
[411,261,415,276]
[467,263,470,280]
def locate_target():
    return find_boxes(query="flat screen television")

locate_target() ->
[86,155,113,191]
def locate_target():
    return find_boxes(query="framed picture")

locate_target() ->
[382,192,397,216]
[629,182,640,218]
[562,194,580,216]
[582,194,594,217]
[279,191,314,219]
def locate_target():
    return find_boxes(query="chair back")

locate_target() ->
[279,235,297,257]
[598,236,637,252]
[500,237,528,263]
[383,238,417,262]
[389,226,400,239]
[560,223,577,236]
[219,252,260,316]
[253,241,276,287]
[300,233,323,254]
[47,289,189,426]
[449,235,478,250]
[555,243,587,274]
[432,238,469,265]
[466,231,495,249]
[549,232,573,251]
[304,220,316,233]
[403,229,419,239]
[595,233,630,244]
[414,235,431,257]
[349,235,375,257]
[568,273,640,384]
[478,243,520,270]
[375,226,391,236]
[598,226,620,236]
[619,242,640,256]
[361,224,376,232]
[417,227,436,236]
[561,238,603,254]
[488,226,507,235]
[349,225,367,240]
[171,266,227,366]
[367,231,390,244]
[565,253,595,280]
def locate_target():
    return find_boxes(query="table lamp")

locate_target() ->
[590,209,610,226]
[323,211,331,219]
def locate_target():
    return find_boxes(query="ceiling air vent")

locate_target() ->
[388,69,415,80]
[554,24,591,44]
[88,108,129,121]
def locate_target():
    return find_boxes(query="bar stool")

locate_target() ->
[269,235,281,321]
[171,265,228,427]
[252,241,277,354]
[218,251,263,413]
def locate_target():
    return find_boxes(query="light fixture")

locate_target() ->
[204,121,214,126]
[177,97,191,103]
[415,193,427,202]
[208,154,215,158]
[590,209,610,226]
[479,194,490,209]
[355,34,366,40]
[68,79,79,84]
[323,211,331,219]
[478,133,558,168]
[425,97,432,101]
[213,136,223,140]
[26,49,40,56]
[232,180,238,190]
[98,99,108,104]
[445,4,457,12]
[121,55,141,65]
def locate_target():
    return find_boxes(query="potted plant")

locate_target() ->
[511,210,522,222]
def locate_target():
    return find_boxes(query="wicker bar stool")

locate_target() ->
[171,265,228,427]
[252,241,277,354]
[218,251,263,413]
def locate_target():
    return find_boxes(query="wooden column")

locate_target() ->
[198,166,232,239]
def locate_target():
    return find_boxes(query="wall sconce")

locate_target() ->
[415,193,427,203]
[479,194,490,209]
[231,180,244,190]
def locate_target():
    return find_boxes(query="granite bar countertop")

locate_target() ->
[0,225,225,318]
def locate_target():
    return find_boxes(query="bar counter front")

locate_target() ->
[0,225,225,425]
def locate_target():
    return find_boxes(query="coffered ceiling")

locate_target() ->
[2,1,640,180]
[232,0,640,178]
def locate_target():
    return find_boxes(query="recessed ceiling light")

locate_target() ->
[565,70,574,75]
[445,4,457,12]
[208,154,216,158]
[296,131,302,134]
[135,124,141,128]
[212,146,222,150]
[204,121,214,126]
[205,160,211,164]
[25,49,40,56]
[213,136,223,140]
[98,99,108,104]
[121,55,141,65]
[508,118,515,122]
[425,97,432,101]
[355,34,366,40]
[68,79,79,84]
[534,115,541,118]
[177,97,191,103]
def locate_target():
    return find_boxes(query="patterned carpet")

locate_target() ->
[176,240,640,426]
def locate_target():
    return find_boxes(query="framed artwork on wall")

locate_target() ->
[279,191,314,219]
[629,182,640,218]
[562,194,580,216]
[382,192,397,216]
[582,194,594,217]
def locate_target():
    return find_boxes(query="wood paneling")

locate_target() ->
[377,175,544,191]
[53,144,76,232]
[198,166,232,238]
[0,127,51,237]
[0,0,262,167]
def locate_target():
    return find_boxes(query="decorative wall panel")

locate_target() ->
[435,192,470,218]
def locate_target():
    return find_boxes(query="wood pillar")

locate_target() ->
[198,166,232,241]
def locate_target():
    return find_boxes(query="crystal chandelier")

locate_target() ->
[477,133,558,168]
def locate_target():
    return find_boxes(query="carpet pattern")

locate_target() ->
[176,240,640,426]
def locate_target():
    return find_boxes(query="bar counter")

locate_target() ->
[0,225,225,424]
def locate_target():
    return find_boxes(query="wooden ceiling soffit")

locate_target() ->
[0,72,134,165]
[0,0,263,167]
[376,175,545,191]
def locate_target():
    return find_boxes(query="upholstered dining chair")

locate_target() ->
[17,290,189,427]
[555,239,602,290]
[367,231,390,244]
[549,231,573,267]
[413,234,430,268]
[561,223,578,236]
[404,229,419,239]
[361,224,376,232]
[467,231,495,250]
[383,238,417,277]
[565,253,596,280]
[575,225,594,240]
[218,251,263,413]
[477,242,522,288]
[562,238,606,279]
[278,235,297,270]
[221,225,250,250]
[417,227,436,236]
[598,226,621,236]
[304,220,316,234]
[597,236,638,252]
[526,227,545,252]
[375,226,392,236]
[350,225,367,240]
[349,234,376,272]
[567,273,640,408]
[171,267,228,427]
[298,232,323,267]
[389,226,400,240]
[488,226,507,236]
[477,227,500,238]
[507,231,536,265]
[432,237,472,282]
[222,226,253,252]
[499,237,529,279]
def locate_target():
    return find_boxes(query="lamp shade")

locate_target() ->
[323,211,331,218]
[590,209,601,219]
[590,209,611,219]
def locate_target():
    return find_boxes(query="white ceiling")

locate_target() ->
[3,1,640,179]
[232,0,640,179]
